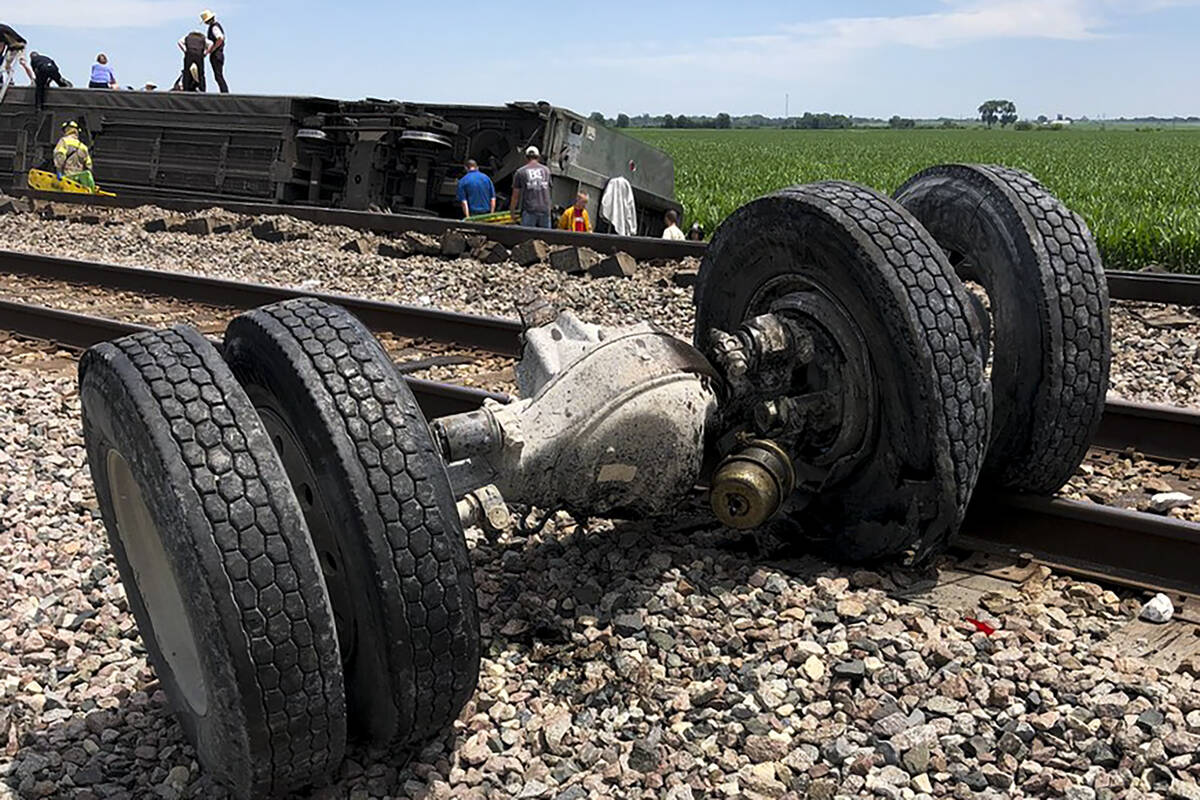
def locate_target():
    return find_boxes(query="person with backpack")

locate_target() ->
[177,30,207,91]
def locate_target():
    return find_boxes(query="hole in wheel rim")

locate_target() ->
[106,449,210,716]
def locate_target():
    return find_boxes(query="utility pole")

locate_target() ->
[786,93,790,120]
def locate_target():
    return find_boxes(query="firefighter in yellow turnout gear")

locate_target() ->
[54,121,95,191]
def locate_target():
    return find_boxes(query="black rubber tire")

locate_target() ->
[695,181,991,561]
[895,164,1111,494]
[223,298,480,750]
[78,326,345,800]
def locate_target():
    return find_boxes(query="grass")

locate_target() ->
[629,128,1200,272]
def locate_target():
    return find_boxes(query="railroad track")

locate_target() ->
[13,194,1200,305]
[4,299,1200,601]
[0,249,522,356]
[3,249,1199,459]
[0,300,507,417]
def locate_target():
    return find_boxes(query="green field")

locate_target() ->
[629,128,1200,271]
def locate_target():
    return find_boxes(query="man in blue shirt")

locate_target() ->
[456,160,496,218]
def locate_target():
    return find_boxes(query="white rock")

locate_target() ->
[1149,492,1194,514]
[1140,593,1175,623]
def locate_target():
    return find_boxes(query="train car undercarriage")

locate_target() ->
[0,88,680,234]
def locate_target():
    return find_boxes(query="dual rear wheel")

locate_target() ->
[80,300,478,799]
[695,165,1111,560]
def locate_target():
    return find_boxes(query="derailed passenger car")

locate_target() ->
[0,88,680,234]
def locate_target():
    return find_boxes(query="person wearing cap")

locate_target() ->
[0,23,33,104]
[178,30,208,91]
[200,10,228,93]
[28,51,72,109]
[456,159,495,218]
[89,54,118,89]
[54,121,95,190]
[510,146,553,228]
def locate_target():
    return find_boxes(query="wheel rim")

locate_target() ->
[734,273,880,493]
[106,449,209,715]
[254,404,358,665]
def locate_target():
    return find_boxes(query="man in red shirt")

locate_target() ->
[556,191,592,232]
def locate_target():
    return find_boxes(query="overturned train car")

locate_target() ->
[0,88,679,235]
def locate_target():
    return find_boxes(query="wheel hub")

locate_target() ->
[705,284,879,506]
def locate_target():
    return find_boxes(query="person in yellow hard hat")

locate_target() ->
[200,10,228,93]
[54,121,95,190]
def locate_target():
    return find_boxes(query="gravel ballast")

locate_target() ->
[3,337,1200,799]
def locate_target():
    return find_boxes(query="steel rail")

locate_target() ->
[1106,272,1200,307]
[14,189,1200,305]
[0,300,510,418]
[3,253,1198,460]
[0,250,523,357]
[959,493,1200,597]
[1096,398,1200,462]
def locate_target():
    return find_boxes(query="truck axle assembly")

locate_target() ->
[77,166,1111,797]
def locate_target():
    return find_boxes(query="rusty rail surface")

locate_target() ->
[959,494,1200,597]
[15,190,1200,305]
[1096,398,1200,462]
[0,300,508,417]
[0,250,523,356]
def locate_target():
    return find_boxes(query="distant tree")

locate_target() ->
[1036,114,1048,124]
[998,101,1018,127]
[979,100,1000,127]
[715,112,732,129]
[1015,120,1035,131]
[794,112,853,130]
[616,113,631,128]
[888,115,916,129]
[675,114,693,129]
[663,114,675,129]
[588,111,607,126]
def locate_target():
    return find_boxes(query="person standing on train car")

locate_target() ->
[89,54,117,89]
[200,10,228,93]
[0,23,33,103]
[177,30,207,92]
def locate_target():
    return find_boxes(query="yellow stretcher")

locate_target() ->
[27,169,116,197]
[466,210,517,225]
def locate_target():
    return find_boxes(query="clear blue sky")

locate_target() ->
[8,0,1200,119]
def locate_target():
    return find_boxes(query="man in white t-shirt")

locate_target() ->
[662,209,685,240]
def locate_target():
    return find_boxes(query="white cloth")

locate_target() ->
[662,223,685,241]
[0,48,23,103]
[600,177,637,237]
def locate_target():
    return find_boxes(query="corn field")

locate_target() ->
[631,128,1200,272]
